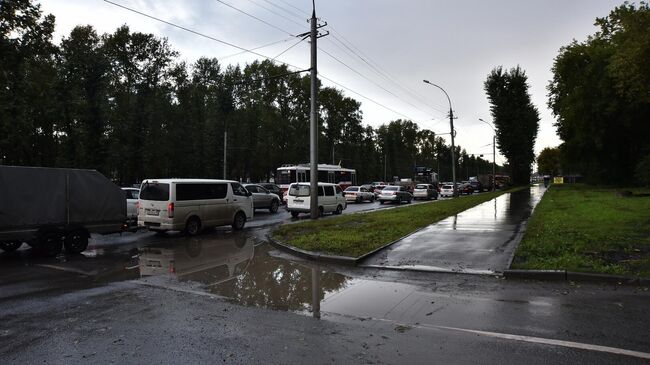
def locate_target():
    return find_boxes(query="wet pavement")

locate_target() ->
[2,192,650,364]
[361,185,546,274]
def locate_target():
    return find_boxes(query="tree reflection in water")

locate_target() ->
[208,244,349,313]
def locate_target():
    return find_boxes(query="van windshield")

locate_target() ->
[140,183,170,201]
[289,185,310,197]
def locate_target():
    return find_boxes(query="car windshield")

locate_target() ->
[442,185,453,189]
[288,184,310,197]
[383,186,398,191]
[345,187,359,192]
[415,185,427,189]
[140,183,169,201]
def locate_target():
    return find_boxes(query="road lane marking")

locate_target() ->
[356,317,650,360]
[37,264,98,276]
[433,324,650,360]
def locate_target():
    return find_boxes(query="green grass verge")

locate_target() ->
[272,187,524,258]
[512,184,650,277]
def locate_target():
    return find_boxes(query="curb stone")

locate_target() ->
[266,235,357,265]
[503,269,648,285]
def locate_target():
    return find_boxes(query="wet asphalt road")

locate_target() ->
[1,192,649,364]
[361,185,546,274]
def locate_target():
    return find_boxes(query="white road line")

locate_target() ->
[434,325,650,360]
[37,264,97,276]
[363,317,650,360]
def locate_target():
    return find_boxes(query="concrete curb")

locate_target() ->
[266,235,357,266]
[503,269,649,285]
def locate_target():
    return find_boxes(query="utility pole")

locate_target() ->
[308,2,327,219]
[423,80,456,197]
[492,134,496,191]
[223,128,227,179]
[479,118,496,192]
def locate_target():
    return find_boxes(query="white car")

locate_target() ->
[286,182,347,218]
[439,184,455,197]
[344,186,375,203]
[413,184,438,200]
[122,187,140,225]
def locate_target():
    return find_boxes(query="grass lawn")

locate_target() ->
[512,184,650,277]
[271,188,523,258]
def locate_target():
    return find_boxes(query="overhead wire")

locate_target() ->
[214,0,296,36]
[218,36,294,61]
[243,0,306,28]
[328,26,450,115]
[219,0,436,122]
[259,0,306,23]
[318,46,432,119]
[102,0,426,124]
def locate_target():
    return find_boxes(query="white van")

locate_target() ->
[286,182,346,218]
[137,179,254,234]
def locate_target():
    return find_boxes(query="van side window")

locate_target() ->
[231,183,248,196]
[318,186,325,196]
[335,186,343,195]
[208,184,227,199]
[324,185,334,196]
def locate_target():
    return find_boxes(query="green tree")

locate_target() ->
[484,66,540,185]
[0,0,59,166]
[549,3,650,184]
[536,147,561,176]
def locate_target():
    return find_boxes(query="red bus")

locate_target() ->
[275,164,357,192]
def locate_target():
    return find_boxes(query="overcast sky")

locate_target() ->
[40,0,624,165]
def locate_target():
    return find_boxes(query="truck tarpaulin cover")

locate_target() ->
[0,166,126,228]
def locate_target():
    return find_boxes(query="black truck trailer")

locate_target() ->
[0,166,126,256]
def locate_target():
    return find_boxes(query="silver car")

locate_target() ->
[344,186,375,203]
[243,184,281,213]
[413,184,438,200]
[378,185,412,204]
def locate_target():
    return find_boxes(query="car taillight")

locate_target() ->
[392,191,397,195]
[168,202,174,218]
[135,201,140,210]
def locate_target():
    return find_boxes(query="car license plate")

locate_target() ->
[294,199,304,203]
[145,208,160,216]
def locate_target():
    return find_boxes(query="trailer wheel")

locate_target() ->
[0,241,22,253]
[38,233,63,257]
[64,230,89,254]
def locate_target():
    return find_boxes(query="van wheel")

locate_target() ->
[335,205,343,215]
[64,230,88,254]
[232,212,246,230]
[290,211,299,218]
[269,200,279,214]
[0,241,22,253]
[38,233,63,257]
[185,217,201,236]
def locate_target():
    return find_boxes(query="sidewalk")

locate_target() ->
[359,185,546,274]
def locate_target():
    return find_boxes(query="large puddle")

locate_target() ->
[134,232,350,315]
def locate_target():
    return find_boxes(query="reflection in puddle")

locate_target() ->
[137,233,349,315]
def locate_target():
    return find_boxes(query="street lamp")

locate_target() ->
[423,80,456,197]
[478,118,496,192]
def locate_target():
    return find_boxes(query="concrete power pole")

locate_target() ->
[308,2,328,219]
[309,6,318,219]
